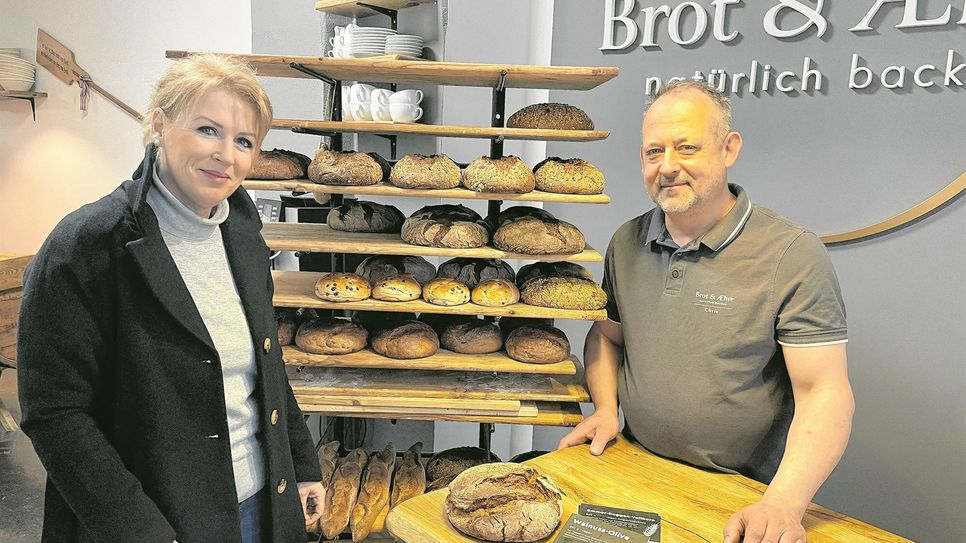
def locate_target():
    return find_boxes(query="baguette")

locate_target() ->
[351,443,396,542]
[318,440,340,489]
[390,442,426,508]
[321,448,369,539]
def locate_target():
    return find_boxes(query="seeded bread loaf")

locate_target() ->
[295,317,369,355]
[422,278,471,306]
[440,320,503,354]
[390,442,426,509]
[351,443,395,542]
[249,148,312,179]
[327,200,405,233]
[355,255,436,286]
[426,447,501,486]
[471,278,520,307]
[505,324,571,364]
[521,276,607,310]
[314,272,372,302]
[390,154,462,189]
[462,156,535,194]
[401,204,490,249]
[533,157,605,195]
[370,320,439,359]
[309,149,390,186]
[506,102,594,130]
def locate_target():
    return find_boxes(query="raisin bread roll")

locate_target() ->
[462,156,535,194]
[435,257,514,289]
[533,157,605,195]
[321,448,369,540]
[422,278,471,306]
[401,204,490,249]
[249,148,311,179]
[471,278,520,307]
[505,324,571,364]
[295,317,369,355]
[506,102,594,130]
[308,149,390,185]
[314,272,371,302]
[355,255,437,285]
[440,320,503,354]
[371,320,439,359]
[390,154,461,189]
[492,206,585,255]
[351,443,395,542]
[390,442,426,508]
[444,463,563,543]
[371,274,422,302]
[326,200,405,233]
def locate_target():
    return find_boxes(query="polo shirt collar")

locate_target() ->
[641,183,753,252]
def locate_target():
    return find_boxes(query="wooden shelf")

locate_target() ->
[273,118,608,141]
[261,223,603,262]
[0,91,46,100]
[272,270,608,321]
[314,0,435,18]
[296,400,584,427]
[166,51,618,90]
[244,179,611,204]
[287,366,589,402]
[283,346,579,375]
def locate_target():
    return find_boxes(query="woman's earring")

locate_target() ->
[153,135,161,146]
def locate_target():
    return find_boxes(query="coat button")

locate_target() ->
[263,337,272,353]
[276,478,287,494]
[271,409,279,426]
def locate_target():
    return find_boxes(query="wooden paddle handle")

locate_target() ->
[87,80,143,121]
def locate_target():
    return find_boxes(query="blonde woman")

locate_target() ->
[18,54,324,543]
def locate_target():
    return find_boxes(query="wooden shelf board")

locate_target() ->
[166,51,618,90]
[244,179,611,204]
[283,346,578,375]
[314,0,435,18]
[297,400,584,427]
[294,394,524,412]
[272,270,608,321]
[295,399,537,417]
[287,366,590,402]
[0,91,46,99]
[261,223,602,262]
[272,118,608,141]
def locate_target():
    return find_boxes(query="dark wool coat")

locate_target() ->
[17,145,322,543]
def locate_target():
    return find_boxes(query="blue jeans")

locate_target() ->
[239,487,270,543]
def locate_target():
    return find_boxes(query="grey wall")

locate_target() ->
[544,2,965,542]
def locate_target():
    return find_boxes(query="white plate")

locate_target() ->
[349,29,396,36]
[0,70,34,79]
[0,56,33,67]
[386,47,422,54]
[348,52,389,58]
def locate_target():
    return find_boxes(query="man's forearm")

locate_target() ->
[583,323,623,414]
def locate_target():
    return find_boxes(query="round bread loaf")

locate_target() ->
[436,258,515,289]
[440,320,503,354]
[356,255,436,285]
[498,317,553,338]
[353,311,418,331]
[520,276,607,310]
[427,447,501,484]
[462,156,535,194]
[505,324,571,364]
[422,278,471,306]
[493,214,585,255]
[515,261,595,289]
[417,313,478,336]
[327,200,404,233]
[295,317,368,355]
[308,148,390,185]
[274,308,299,346]
[314,272,371,302]
[506,102,594,130]
[401,204,490,249]
[370,320,439,359]
[491,205,556,228]
[533,157,605,195]
[372,274,422,302]
[444,463,563,543]
[390,154,462,189]
[249,148,312,179]
[471,278,520,307]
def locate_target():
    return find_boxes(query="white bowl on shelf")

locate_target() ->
[0,56,34,68]
[0,65,35,78]
[0,77,35,92]
[0,48,22,57]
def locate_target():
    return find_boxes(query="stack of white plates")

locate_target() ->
[385,35,424,58]
[347,26,396,58]
[0,48,36,92]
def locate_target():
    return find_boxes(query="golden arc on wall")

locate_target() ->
[821,171,966,246]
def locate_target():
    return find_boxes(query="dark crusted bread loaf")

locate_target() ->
[308,148,390,185]
[314,272,371,302]
[401,204,490,249]
[471,278,520,307]
[521,276,607,310]
[390,154,462,189]
[352,311,418,330]
[491,205,556,229]
[249,148,312,179]
[371,274,422,302]
[390,442,426,509]
[355,255,436,285]
[444,463,563,543]
[426,447,501,485]
[505,324,571,364]
[462,156,535,194]
[417,313,479,336]
[327,200,405,233]
[435,257,515,289]
[498,317,554,338]
[506,102,594,130]
[533,157,605,195]
[274,308,299,346]
[295,317,369,355]
[492,207,585,255]
[440,320,503,354]
[370,320,439,359]
[515,261,595,289]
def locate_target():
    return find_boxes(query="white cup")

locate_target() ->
[370,88,393,106]
[340,86,354,121]
[349,83,375,102]
[350,100,372,121]
[389,103,423,123]
[335,26,345,37]
[371,102,392,121]
[329,36,345,47]
[326,48,346,58]
[388,89,424,105]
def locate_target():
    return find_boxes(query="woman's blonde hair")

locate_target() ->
[142,53,273,147]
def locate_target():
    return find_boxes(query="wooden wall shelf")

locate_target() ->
[244,180,611,204]
[314,0,436,18]
[272,270,608,321]
[296,400,583,427]
[283,346,579,375]
[272,118,609,141]
[261,223,603,262]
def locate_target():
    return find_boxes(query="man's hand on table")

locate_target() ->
[723,496,806,543]
[556,406,620,455]
[297,481,326,527]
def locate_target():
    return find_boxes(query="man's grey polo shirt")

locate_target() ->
[602,184,847,483]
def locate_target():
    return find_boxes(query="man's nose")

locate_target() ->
[659,149,680,177]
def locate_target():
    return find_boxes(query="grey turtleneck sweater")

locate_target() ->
[146,169,265,503]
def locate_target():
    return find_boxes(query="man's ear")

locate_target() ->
[723,131,742,167]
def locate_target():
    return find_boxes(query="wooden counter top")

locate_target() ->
[385,435,911,543]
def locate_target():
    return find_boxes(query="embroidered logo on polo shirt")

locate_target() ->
[693,290,736,315]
